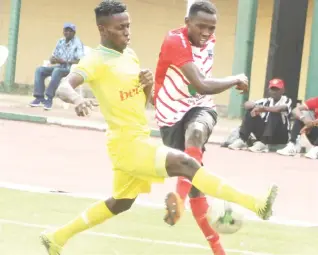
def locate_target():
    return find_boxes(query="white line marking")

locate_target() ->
[0,181,317,228]
[0,218,275,255]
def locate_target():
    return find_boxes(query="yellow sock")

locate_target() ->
[192,167,261,212]
[53,201,114,246]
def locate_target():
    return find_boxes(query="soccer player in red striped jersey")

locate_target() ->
[154,1,249,254]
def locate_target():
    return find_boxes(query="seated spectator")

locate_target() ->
[228,78,292,153]
[277,97,318,159]
[29,23,84,110]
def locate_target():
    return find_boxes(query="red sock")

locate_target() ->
[190,197,226,255]
[176,147,203,201]
[185,146,203,163]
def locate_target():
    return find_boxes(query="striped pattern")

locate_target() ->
[255,95,292,128]
[155,36,216,127]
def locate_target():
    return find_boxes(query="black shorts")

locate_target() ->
[160,106,217,151]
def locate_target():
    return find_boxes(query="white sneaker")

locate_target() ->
[277,142,297,156]
[248,141,269,153]
[228,138,247,150]
[304,146,318,159]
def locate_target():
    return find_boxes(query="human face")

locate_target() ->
[268,87,284,101]
[63,28,75,41]
[98,12,130,52]
[185,11,217,47]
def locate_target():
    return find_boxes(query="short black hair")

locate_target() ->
[94,0,127,20]
[188,1,217,17]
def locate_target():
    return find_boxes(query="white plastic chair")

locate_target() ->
[0,45,9,68]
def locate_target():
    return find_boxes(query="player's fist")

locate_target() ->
[139,69,154,89]
[250,105,264,117]
[75,99,99,117]
[234,74,249,94]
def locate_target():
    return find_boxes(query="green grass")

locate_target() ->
[0,188,317,255]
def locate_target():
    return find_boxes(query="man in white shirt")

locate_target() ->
[228,78,292,153]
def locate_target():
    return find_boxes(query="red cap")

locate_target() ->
[269,78,285,89]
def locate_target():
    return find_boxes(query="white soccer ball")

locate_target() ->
[206,199,244,234]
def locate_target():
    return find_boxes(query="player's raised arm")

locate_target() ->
[179,62,248,95]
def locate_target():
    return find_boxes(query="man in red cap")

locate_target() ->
[228,78,292,152]
[277,96,318,159]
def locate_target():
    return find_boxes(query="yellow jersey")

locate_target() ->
[73,45,150,145]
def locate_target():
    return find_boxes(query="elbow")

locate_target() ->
[192,84,209,95]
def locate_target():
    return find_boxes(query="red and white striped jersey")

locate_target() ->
[154,27,216,127]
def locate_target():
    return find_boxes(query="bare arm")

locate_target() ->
[179,62,242,95]
[68,59,80,65]
[244,101,256,110]
[139,69,154,107]
[262,105,288,113]
[292,104,312,124]
[143,85,153,106]
[56,72,84,105]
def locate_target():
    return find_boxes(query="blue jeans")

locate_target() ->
[33,66,69,99]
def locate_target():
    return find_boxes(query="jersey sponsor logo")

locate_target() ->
[207,49,213,58]
[119,86,143,101]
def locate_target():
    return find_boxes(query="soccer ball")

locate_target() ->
[206,199,244,234]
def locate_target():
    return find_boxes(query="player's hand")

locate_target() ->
[304,119,315,129]
[234,74,249,94]
[300,126,312,134]
[56,58,67,64]
[75,99,99,117]
[250,106,264,117]
[139,69,154,89]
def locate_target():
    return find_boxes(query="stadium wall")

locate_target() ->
[0,0,314,106]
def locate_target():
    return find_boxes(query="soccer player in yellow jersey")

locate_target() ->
[40,1,278,254]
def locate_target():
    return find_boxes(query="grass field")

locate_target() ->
[0,187,317,255]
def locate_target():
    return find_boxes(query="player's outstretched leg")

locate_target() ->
[40,198,135,255]
[164,149,278,226]
[165,120,226,254]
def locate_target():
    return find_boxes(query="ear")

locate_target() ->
[185,17,190,26]
[97,25,104,33]
[98,24,108,37]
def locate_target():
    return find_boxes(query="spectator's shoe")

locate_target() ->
[304,146,318,159]
[256,184,278,220]
[248,141,269,153]
[29,98,45,107]
[40,232,62,255]
[228,138,247,150]
[44,99,53,111]
[277,142,297,156]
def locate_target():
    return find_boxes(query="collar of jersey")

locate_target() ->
[97,44,123,56]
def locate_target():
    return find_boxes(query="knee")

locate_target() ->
[166,150,200,180]
[51,68,65,77]
[105,198,135,215]
[185,122,207,147]
[35,66,46,76]
[188,186,203,198]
